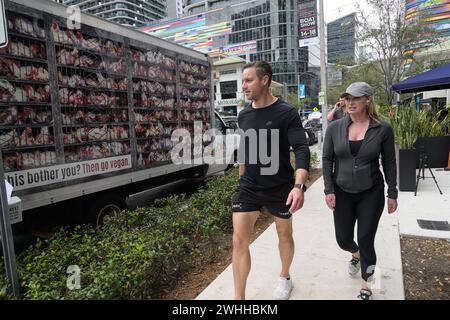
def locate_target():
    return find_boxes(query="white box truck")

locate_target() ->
[0,0,232,232]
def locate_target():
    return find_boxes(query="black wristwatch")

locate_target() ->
[294,184,307,192]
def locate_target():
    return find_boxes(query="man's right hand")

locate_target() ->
[325,193,336,210]
[238,164,245,177]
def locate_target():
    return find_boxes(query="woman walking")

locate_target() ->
[322,82,398,300]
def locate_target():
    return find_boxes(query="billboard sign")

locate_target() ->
[4,155,132,191]
[299,84,306,98]
[209,40,257,57]
[140,14,232,53]
[299,0,319,47]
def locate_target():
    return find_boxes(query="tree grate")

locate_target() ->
[417,219,450,231]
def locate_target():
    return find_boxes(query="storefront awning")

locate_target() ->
[392,63,450,94]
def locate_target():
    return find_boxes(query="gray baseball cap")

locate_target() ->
[343,82,374,97]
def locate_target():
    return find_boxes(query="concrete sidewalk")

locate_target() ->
[396,169,450,240]
[196,175,405,300]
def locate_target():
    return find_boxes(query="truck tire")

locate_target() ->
[0,231,35,256]
[85,194,127,227]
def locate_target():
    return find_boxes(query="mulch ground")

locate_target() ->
[401,235,450,300]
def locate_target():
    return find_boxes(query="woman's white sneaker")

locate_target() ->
[273,277,293,300]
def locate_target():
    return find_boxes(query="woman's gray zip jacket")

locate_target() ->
[322,115,398,199]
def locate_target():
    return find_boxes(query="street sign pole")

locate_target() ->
[318,0,328,135]
[0,0,19,298]
[0,151,20,298]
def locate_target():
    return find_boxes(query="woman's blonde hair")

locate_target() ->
[367,96,380,122]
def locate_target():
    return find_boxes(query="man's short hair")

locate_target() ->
[243,61,272,86]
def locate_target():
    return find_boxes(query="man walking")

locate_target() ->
[232,61,310,300]
[327,93,347,122]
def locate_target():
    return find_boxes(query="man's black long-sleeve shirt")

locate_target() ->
[237,99,310,189]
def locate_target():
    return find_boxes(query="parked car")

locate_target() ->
[221,116,239,130]
[303,118,322,145]
[304,127,317,145]
[304,118,322,131]
[214,114,240,168]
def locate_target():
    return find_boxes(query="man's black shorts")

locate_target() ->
[231,182,294,219]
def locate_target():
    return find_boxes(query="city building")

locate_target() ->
[415,38,450,68]
[405,0,450,39]
[403,1,450,105]
[56,0,167,28]
[143,0,316,98]
[327,13,356,65]
[213,56,284,116]
[167,0,183,18]
[213,56,246,115]
[183,0,224,16]
[404,0,450,65]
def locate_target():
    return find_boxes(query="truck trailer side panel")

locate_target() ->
[1,0,224,214]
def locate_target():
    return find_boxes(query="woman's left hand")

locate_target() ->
[387,198,398,214]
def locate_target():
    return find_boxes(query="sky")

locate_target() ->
[323,0,365,23]
[308,0,371,65]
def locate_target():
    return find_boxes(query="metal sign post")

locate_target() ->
[0,0,18,298]
[318,0,328,135]
[0,151,20,298]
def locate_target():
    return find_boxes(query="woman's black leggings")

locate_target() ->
[333,182,385,281]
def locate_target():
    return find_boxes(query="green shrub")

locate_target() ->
[417,106,450,137]
[310,151,319,169]
[0,169,239,300]
[377,104,393,119]
[388,104,449,149]
[389,103,419,149]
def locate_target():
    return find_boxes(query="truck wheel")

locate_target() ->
[86,195,127,227]
[0,232,35,256]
